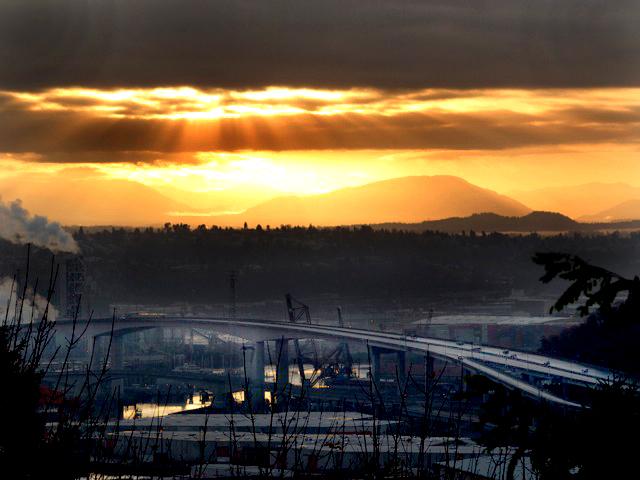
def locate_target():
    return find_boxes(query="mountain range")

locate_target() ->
[201,176,531,227]
[579,199,640,222]
[510,183,640,219]
[0,175,190,226]
[373,211,640,234]
[2,173,640,227]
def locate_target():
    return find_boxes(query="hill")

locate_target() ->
[510,183,640,218]
[373,211,640,234]
[579,199,640,222]
[0,174,191,226]
[205,176,531,227]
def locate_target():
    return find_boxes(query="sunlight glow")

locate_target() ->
[92,152,372,196]
[1,85,639,225]
[5,86,638,120]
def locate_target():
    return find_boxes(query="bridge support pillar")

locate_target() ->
[111,335,124,370]
[275,338,289,405]
[188,329,194,361]
[459,362,467,393]
[370,346,382,384]
[425,352,434,383]
[480,325,489,344]
[85,335,95,364]
[249,341,265,409]
[396,351,407,386]
[561,382,569,400]
[91,335,108,367]
[106,335,125,394]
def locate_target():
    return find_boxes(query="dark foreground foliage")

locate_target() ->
[535,252,640,374]
[477,377,640,480]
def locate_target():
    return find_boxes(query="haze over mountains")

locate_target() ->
[2,174,640,227]
[0,175,189,226]
[202,176,531,227]
[579,199,640,222]
[511,183,640,219]
[374,211,640,234]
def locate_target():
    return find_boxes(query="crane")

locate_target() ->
[285,294,314,385]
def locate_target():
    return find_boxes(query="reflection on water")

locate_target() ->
[231,390,272,404]
[264,363,366,387]
[352,363,371,380]
[232,390,245,403]
[264,364,324,387]
[121,363,369,419]
[122,395,212,419]
[88,476,154,480]
[264,363,370,384]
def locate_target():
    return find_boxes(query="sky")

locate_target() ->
[0,1,639,224]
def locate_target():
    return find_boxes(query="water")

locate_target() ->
[120,363,371,419]
[122,395,212,419]
[265,363,371,385]
[264,364,327,387]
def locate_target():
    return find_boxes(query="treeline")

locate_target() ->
[1,224,639,312]
[374,211,640,233]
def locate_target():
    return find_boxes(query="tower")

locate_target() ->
[57,256,85,319]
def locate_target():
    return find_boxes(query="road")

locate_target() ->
[56,316,615,408]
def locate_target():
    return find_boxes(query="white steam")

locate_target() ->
[0,199,79,253]
[0,276,58,322]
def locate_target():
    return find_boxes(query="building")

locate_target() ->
[55,255,85,319]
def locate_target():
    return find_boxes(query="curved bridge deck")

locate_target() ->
[56,316,614,408]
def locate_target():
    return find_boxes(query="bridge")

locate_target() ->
[54,316,614,408]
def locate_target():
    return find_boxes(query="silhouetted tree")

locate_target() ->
[533,252,640,318]
[534,252,640,372]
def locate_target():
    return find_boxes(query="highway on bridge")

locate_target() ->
[56,316,615,408]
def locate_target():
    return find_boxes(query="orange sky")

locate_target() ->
[2,1,639,225]
[1,85,639,224]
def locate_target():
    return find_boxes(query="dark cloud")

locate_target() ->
[557,106,640,124]
[1,103,638,157]
[0,0,638,91]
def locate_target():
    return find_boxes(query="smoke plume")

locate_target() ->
[0,276,58,322]
[0,199,79,253]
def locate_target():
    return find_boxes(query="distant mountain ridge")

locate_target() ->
[579,199,640,222]
[0,175,192,226]
[6,172,638,228]
[372,211,640,233]
[511,183,640,219]
[206,175,531,227]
